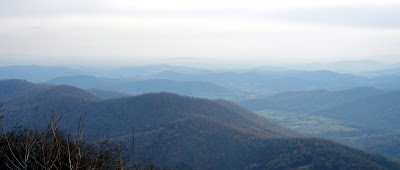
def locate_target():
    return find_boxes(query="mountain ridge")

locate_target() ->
[0,79,399,169]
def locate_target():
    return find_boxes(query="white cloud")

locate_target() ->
[0,0,399,66]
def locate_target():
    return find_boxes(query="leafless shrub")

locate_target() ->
[0,105,127,170]
[0,103,175,170]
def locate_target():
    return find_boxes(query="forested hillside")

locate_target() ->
[240,87,383,112]
[241,88,400,160]
[0,79,399,169]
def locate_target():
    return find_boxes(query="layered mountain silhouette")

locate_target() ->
[0,79,399,169]
[44,75,231,97]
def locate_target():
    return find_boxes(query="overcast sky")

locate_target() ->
[0,0,400,67]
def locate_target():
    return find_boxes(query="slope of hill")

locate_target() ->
[354,131,400,161]
[240,87,383,112]
[241,87,400,160]
[312,90,400,129]
[133,117,400,169]
[245,88,399,129]
[82,92,296,139]
[86,88,130,99]
[0,79,41,97]
[1,80,100,128]
[0,79,399,169]
[240,87,400,130]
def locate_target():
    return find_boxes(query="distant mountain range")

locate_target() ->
[0,79,399,169]
[367,67,400,77]
[44,75,232,98]
[1,65,400,101]
[292,59,400,75]
[0,65,85,82]
[40,72,400,102]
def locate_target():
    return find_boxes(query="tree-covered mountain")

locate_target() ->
[240,87,400,160]
[240,87,384,112]
[313,90,400,129]
[0,79,399,169]
[241,87,400,130]
[86,88,130,99]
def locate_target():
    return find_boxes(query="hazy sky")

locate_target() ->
[0,0,400,67]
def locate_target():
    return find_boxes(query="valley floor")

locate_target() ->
[256,110,400,160]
